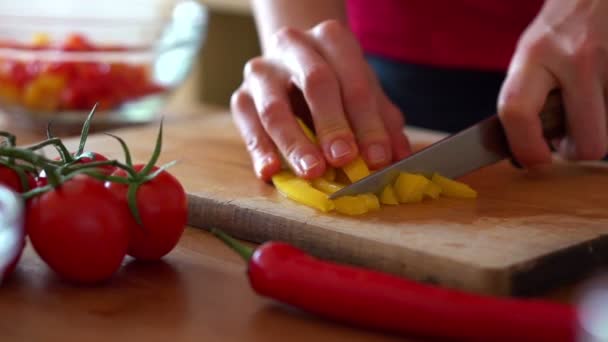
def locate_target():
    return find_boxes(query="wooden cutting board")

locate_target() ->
[66,111,608,296]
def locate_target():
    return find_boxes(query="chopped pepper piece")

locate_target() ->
[334,196,368,216]
[360,193,380,211]
[322,167,336,181]
[272,171,335,212]
[431,173,477,199]
[424,181,442,199]
[296,118,318,144]
[342,157,370,183]
[380,185,399,205]
[394,173,429,203]
[312,178,345,195]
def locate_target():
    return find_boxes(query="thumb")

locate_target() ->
[497,56,558,168]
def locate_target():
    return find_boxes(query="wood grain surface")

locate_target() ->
[62,111,608,296]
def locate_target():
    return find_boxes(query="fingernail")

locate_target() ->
[367,144,387,164]
[330,139,351,159]
[299,154,320,172]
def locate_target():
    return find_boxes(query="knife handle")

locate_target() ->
[509,89,566,168]
[539,89,567,140]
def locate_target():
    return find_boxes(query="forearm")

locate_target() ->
[251,0,347,53]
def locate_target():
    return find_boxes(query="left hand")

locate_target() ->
[498,0,608,168]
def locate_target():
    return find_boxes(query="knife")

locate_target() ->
[329,90,567,199]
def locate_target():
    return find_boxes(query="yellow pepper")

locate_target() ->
[296,118,318,144]
[360,193,380,211]
[380,184,399,205]
[394,173,429,203]
[322,167,336,181]
[0,83,21,105]
[311,178,345,194]
[342,156,370,183]
[431,173,477,199]
[32,33,51,46]
[423,181,442,199]
[272,171,335,212]
[23,74,65,112]
[334,195,368,215]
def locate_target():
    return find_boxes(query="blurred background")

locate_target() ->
[0,0,257,134]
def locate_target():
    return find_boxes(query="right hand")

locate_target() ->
[231,19,412,181]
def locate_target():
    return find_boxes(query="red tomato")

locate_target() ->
[0,166,36,193]
[27,175,130,283]
[61,33,94,52]
[106,165,187,261]
[77,152,115,175]
[0,166,21,192]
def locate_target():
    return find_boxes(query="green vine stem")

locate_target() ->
[209,228,254,261]
[26,137,72,165]
[104,133,133,168]
[76,103,98,156]
[0,146,59,186]
[0,158,30,191]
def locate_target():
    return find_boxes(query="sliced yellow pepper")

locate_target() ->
[360,193,380,211]
[322,167,336,181]
[296,118,318,144]
[333,195,368,216]
[431,173,477,199]
[424,181,442,199]
[394,173,429,203]
[380,184,399,205]
[311,178,345,194]
[272,171,335,212]
[342,156,370,183]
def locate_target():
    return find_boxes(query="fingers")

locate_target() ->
[308,20,393,169]
[377,93,412,161]
[230,87,282,181]
[270,26,358,167]
[365,62,412,161]
[498,55,557,168]
[557,54,607,160]
[243,58,326,179]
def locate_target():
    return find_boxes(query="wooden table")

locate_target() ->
[0,105,584,342]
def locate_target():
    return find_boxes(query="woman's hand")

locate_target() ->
[231,20,411,181]
[498,0,608,168]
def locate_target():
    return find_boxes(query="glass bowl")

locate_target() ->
[0,0,208,131]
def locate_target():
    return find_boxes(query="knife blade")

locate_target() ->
[329,90,566,199]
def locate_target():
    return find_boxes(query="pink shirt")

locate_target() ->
[346,0,544,71]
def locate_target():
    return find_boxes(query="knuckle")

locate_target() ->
[271,26,301,48]
[230,88,249,111]
[313,19,346,41]
[244,134,263,152]
[257,98,288,128]
[302,64,335,95]
[571,41,599,69]
[498,97,531,125]
[243,57,269,78]
[344,80,374,107]
[316,119,351,139]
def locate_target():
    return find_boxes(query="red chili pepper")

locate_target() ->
[211,229,578,342]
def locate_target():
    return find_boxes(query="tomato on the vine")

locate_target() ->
[106,165,187,261]
[0,166,21,192]
[36,151,114,187]
[0,166,36,193]
[27,174,130,283]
